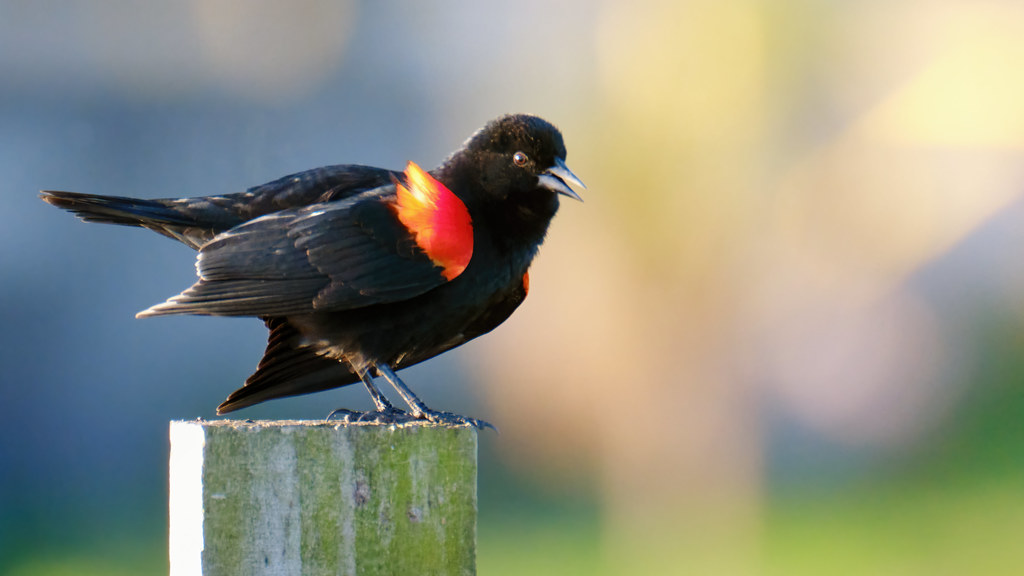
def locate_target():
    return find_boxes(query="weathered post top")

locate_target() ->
[169,419,478,576]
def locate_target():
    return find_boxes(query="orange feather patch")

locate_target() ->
[394,162,473,280]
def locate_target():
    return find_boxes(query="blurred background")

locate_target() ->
[2,0,1023,574]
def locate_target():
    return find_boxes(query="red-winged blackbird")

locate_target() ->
[41,114,583,428]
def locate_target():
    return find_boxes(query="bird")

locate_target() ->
[40,114,584,429]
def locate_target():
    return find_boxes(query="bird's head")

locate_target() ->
[452,114,585,202]
[440,114,584,248]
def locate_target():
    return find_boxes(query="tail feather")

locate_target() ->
[41,191,225,249]
[216,318,359,414]
[40,191,197,226]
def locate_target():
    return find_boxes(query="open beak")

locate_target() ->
[538,157,586,202]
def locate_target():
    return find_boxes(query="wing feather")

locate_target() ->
[138,189,453,317]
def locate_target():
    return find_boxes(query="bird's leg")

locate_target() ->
[326,365,407,422]
[356,365,399,413]
[373,362,496,431]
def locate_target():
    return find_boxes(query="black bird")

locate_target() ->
[41,114,584,428]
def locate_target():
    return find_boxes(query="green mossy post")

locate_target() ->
[169,420,477,576]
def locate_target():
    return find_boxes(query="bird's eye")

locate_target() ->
[512,151,529,166]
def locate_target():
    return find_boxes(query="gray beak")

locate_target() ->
[538,157,585,202]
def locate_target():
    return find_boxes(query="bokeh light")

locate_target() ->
[3,1,1023,574]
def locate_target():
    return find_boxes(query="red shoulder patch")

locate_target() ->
[522,271,530,296]
[394,162,473,281]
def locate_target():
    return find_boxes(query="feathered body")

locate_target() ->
[41,114,583,423]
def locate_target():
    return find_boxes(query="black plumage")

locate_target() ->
[41,114,584,427]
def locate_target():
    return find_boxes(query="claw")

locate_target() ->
[326,406,416,425]
[326,407,361,421]
[417,409,497,432]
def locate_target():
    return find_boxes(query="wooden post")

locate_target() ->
[169,420,477,576]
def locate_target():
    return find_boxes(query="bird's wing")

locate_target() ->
[41,165,396,250]
[219,164,398,219]
[138,166,473,317]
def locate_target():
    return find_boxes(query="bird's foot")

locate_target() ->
[326,406,414,425]
[411,408,497,432]
[370,362,497,431]
[325,407,362,422]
